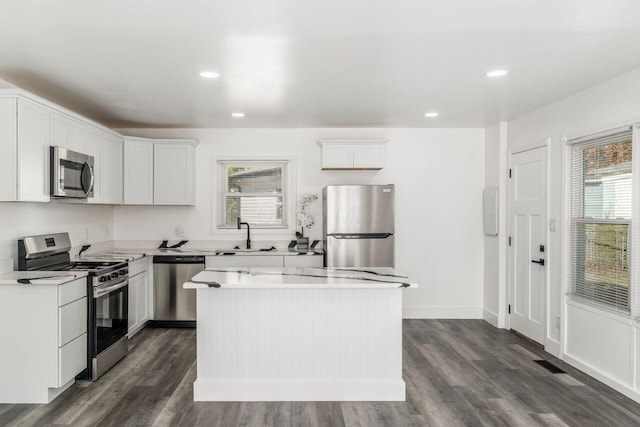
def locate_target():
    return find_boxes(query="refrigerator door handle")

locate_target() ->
[330,233,393,239]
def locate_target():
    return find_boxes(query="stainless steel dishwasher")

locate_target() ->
[153,255,204,327]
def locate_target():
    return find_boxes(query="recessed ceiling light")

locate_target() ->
[199,71,220,78]
[231,112,245,118]
[424,112,439,118]
[486,69,508,78]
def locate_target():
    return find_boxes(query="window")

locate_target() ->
[217,160,289,228]
[569,127,633,312]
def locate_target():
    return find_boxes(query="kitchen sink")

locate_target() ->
[215,247,277,254]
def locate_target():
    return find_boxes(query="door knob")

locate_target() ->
[531,258,545,266]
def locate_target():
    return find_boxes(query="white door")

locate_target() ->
[509,146,547,344]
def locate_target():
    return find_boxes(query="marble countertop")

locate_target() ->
[0,270,88,286]
[88,248,321,258]
[184,267,416,289]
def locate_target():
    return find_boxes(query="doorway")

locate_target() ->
[508,145,547,345]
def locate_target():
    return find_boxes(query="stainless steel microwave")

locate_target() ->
[50,146,95,198]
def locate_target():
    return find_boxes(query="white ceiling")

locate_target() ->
[1,0,640,128]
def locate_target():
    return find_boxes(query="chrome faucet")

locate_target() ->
[237,218,251,249]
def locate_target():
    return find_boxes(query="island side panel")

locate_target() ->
[194,287,405,401]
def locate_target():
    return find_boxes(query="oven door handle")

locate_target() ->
[94,279,128,298]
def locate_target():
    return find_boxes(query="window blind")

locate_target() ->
[217,160,289,228]
[569,127,633,312]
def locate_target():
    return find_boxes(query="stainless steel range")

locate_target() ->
[18,233,129,380]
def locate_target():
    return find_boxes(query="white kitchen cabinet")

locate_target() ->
[128,257,151,337]
[0,276,88,403]
[123,137,154,205]
[17,98,51,202]
[320,143,353,169]
[206,255,285,268]
[283,255,323,268]
[154,141,196,205]
[101,133,124,204]
[319,139,386,170]
[0,90,125,204]
[0,97,17,200]
[49,111,86,154]
[0,96,50,202]
[123,137,197,206]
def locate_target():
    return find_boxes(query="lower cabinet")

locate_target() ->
[205,255,323,268]
[283,255,323,268]
[206,255,284,268]
[0,277,88,403]
[128,257,151,338]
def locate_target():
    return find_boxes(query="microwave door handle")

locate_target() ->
[81,161,94,197]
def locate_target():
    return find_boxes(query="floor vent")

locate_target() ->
[534,360,566,374]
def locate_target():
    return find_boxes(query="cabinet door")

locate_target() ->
[321,144,353,169]
[137,272,149,324]
[0,98,17,201]
[353,144,385,169]
[102,134,123,204]
[128,276,139,334]
[283,255,323,268]
[50,112,86,153]
[154,143,195,205]
[123,139,154,205]
[205,255,284,268]
[58,333,87,387]
[17,99,50,202]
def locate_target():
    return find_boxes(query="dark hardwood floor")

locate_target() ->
[2,320,640,426]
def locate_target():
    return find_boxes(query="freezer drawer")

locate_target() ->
[325,235,394,268]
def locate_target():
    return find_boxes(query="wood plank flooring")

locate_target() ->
[2,320,640,426]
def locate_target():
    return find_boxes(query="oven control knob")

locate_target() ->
[112,273,119,280]
[100,276,107,282]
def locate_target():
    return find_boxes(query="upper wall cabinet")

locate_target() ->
[0,90,124,204]
[0,97,50,202]
[123,138,154,205]
[123,137,197,206]
[319,139,386,170]
[154,142,196,205]
[87,128,124,205]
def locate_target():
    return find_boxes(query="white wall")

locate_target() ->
[507,67,640,401]
[0,202,114,266]
[114,127,485,319]
[483,122,508,327]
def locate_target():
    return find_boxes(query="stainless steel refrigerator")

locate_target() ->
[323,184,395,267]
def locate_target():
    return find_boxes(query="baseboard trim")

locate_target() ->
[563,354,640,403]
[193,379,406,401]
[544,338,561,358]
[403,306,483,319]
[483,308,498,327]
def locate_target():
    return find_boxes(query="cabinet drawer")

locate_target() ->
[59,277,87,306]
[59,333,87,386]
[59,297,87,347]
[283,255,323,268]
[128,257,147,277]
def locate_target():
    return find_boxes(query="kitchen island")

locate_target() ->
[184,267,416,402]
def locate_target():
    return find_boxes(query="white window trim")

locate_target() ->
[210,154,297,240]
[564,125,636,316]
